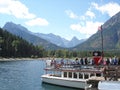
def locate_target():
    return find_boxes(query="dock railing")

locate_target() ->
[103,65,120,81]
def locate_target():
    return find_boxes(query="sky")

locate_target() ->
[0,0,120,40]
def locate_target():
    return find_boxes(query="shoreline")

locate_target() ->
[0,57,68,61]
[0,58,45,61]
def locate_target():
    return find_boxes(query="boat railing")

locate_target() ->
[45,63,103,71]
[45,60,120,74]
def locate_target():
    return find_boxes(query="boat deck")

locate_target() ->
[45,64,120,81]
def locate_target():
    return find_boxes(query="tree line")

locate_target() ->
[0,28,45,58]
[0,28,120,58]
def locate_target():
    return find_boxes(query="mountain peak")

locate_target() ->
[71,36,79,41]
[5,22,22,27]
[3,22,31,34]
[3,22,85,48]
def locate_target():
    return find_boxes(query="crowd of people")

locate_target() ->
[46,56,120,69]
[58,56,120,66]
[74,56,120,65]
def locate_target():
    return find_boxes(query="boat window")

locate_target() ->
[96,73,101,77]
[56,72,61,77]
[79,73,83,79]
[90,73,94,77]
[85,74,89,79]
[73,73,77,78]
[68,72,72,78]
[64,72,67,77]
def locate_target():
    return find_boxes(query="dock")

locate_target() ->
[86,66,120,89]
[103,66,120,81]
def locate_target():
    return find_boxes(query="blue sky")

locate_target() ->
[0,0,120,40]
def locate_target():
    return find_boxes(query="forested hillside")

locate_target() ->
[3,22,63,50]
[0,28,86,58]
[0,27,120,58]
[0,28,45,58]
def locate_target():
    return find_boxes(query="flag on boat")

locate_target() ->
[98,25,102,30]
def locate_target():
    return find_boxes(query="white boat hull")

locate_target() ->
[41,74,88,89]
[98,81,120,90]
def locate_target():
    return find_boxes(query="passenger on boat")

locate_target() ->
[61,58,64,65]
[80,58,84,65]
[75,58,78,60]
[89,58,94,65]
[106,58,110,65]
[113,56,118,65]
[75,58,80,64]
[84,57,88,65]
[110,56,117,65]
[51,59,54,66]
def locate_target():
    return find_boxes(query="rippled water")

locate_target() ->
[0,60,83,90]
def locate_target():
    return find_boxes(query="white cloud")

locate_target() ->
[70,21,103,38]
[85,10,95,19]
[92,2,120,17]
[65,10,78,19]
[25,18,49,26]
[0,0,36,19]
[0,0,49,27]
[65,9,95,21]
[68,2,120,39]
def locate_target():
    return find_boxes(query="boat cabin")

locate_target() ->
[44,60,103,80]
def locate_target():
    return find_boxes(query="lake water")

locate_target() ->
[0,60,83,90]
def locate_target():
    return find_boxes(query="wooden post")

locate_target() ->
[103,67,107,80]
[115,67,118,81]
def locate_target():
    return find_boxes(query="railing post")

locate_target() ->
[115,67,118,81]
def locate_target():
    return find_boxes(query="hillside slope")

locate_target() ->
[3,22,63,50]
[72,11,120,51]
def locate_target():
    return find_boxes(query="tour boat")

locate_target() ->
[41,51,120,89]
[41,59,104,89]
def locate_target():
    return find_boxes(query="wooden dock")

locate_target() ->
[103,66,120,81]
[86,66,120,90]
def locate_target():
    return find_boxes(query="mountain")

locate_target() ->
[34,33,67,47]
[68,37,85,47]
[3,22,85,49]
[3,22,63,50]
[34,33,85,48]
[72,11,120,50]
